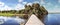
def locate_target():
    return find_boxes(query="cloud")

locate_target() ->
[43,2,60,13]
[0,2,4,7]
[4,5,12,10]
[23,2,27,4]
[44,2,60,13]
[44,2,53,9]
[33,1,40,3]
[27,3,32,6]
[53,5,60,12]
[16,1,32,10]
[48,5,60,13]
[18,0,23,2]
[0,2,12,11]
[16,0,33,10]
[0,5,12,11]
[40,0,45,5]
[14,0,25,10]
[15,4,25,10]
[58,0,60,3]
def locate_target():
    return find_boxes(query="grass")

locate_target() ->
[0,13,26,17]
[0,13,14,16]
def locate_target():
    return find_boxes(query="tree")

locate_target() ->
[40,6,48,15]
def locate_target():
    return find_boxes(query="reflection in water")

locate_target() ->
[0,16,26,25]
[45,14,60,25]
[0,14,60,25]
[0,19,4,24]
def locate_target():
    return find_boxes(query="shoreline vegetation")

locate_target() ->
[0,13,26,17]
[0,3,48,19]
[0,12,59,16]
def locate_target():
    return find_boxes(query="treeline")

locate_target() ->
[0,10,22,14]
[0,3,48,15]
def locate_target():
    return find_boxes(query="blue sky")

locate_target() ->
[0,0,60,13]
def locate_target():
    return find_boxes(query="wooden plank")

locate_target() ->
[25,14,44,25]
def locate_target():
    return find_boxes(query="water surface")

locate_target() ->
[0,14,60,25]
[45,14,60,25]
[0,16,26,25]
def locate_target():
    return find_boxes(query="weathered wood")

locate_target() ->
[25,14,44,25]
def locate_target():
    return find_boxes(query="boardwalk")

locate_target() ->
[25,14,44,25]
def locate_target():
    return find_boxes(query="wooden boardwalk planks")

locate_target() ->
[25,14,44,25]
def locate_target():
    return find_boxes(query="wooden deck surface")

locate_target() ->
[25,14,44,25]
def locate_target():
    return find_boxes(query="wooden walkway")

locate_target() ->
[25,14,44,25]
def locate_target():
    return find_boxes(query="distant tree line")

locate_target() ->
[0,3,48,16]
[0,10,17,14]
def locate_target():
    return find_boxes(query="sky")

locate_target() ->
[0,0,60,13]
